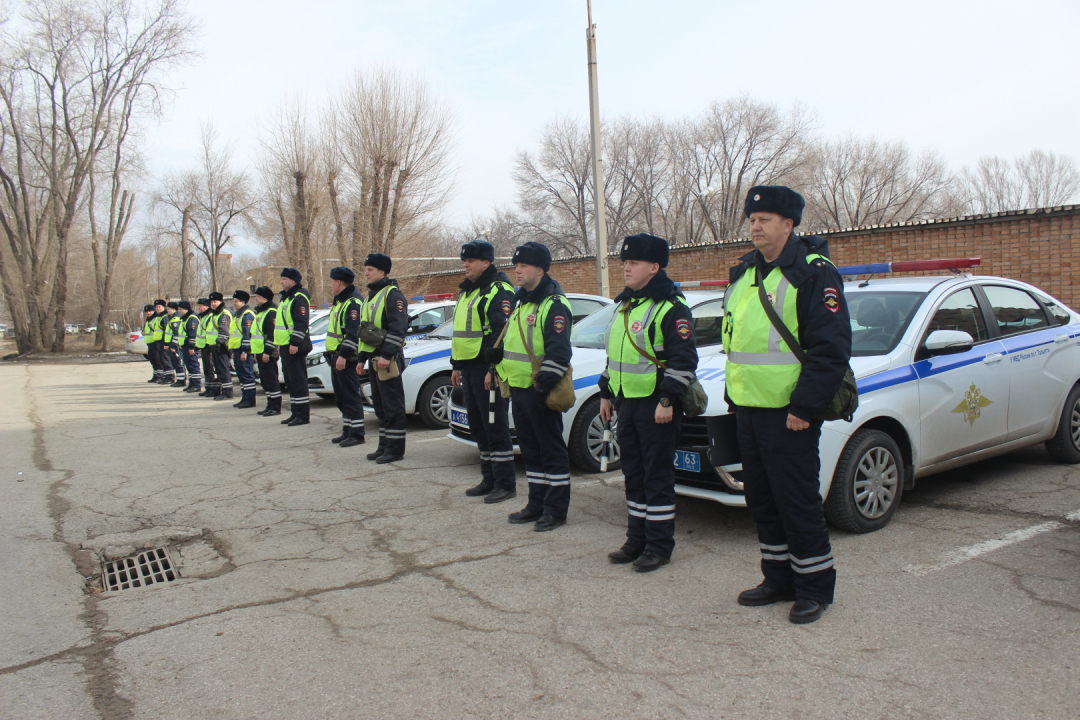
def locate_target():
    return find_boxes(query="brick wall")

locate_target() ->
[404,206,1080,310]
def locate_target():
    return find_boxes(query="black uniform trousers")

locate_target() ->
[511,386,570,519]
[256,354,281,410]
[166,344,183,381]
[331,357,364,439]
[183,348,201,389]
[617,396,682,557]
[213,344,233,398]
[201,346,218,394]
[460,364,515,491]
[737,407,835,605]
[147,340,163,379]
[233,349,256,403]
[281,349,309,420]
[369,356,406,456]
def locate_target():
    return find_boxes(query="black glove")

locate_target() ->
[484,347,504,364]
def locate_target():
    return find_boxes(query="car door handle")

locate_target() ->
[1055,334,1069,344]
[983,352,1003,364]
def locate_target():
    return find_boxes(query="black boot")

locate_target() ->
[339,434,365,448]
[332,428,349,444]
[280,413,297,425]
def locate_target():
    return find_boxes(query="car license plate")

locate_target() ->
[451,409,469,426]
[673,450,700,472]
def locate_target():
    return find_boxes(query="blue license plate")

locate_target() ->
[673,450,700,472]
[451,409,469,426]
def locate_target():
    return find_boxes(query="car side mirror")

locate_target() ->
[924,329,974,356]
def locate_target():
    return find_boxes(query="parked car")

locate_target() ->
[126,331,147,356]
[678,259,1080,533]
[447,290,729,470]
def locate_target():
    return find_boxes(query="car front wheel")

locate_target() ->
[417,375,453,429]
[824,429,904,533]
[1045,383,1080,464]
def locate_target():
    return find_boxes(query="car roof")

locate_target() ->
[681,290,726,304]
[842,276,965,293]
[408,300,454,312]
[565,293,613,303]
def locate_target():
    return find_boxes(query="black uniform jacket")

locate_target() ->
[257,302,279,357]
[361,277,408,362]
[182,312,200,350]
[510,273,573,395]
[331,285,364,363]
[213,306,229,349]
[281,284,311,351]
[598,269,698,402]
[451,264,515,370]
[724,233,852,422]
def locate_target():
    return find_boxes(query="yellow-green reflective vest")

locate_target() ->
[176,314,189,346]
[721,254,829,408]
[451,281,513,361]
[226,308,250,349]
[163,313,179,343]
[192,314,206,349]
[251,306,276,355]
[216,308,233,346]
[200,312,216,346]
[150,314,164,342]
[496,294,571,389]
[143,316,153,341]
[326,296,362,352]
[358,284,396,355]
[604,298,681,398]
[274,290,310,346]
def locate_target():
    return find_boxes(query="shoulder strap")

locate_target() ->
[756,275,807,364]
[515,308,538,362]
[620,300,667,369]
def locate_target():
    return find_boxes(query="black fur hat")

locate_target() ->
[460,240,495,263]
[619,233,669,268]
[167,301,179,310]
[744,185,805,227]
[329,266,355,283]
[254,286,275,301]
[177,300,192,311]
[280,267,302,284]
[208,291,224,302]
[143,304,154,312]
[233,290,250,303]
[153,298,166,308]
[511,242,551,272]
[364,253,392,274]
[196,298,210,307]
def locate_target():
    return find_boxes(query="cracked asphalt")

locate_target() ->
[1,361,1078,719]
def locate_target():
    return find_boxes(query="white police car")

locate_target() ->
[677,258,1080,533]
[447,286,732,471]
[306,297,457,398]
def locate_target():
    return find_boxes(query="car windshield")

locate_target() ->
[570,297,725,349]
[428,319,454,340]
[846,290,926,356]
[309,314,330,336]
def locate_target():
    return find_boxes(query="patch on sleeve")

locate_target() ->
[553,315,566,333]
[396,300,404,312]
[349,308,359,320]
[298,305,306,316]
[501,299,511,315]
[676,317,692,339]
[823,287,839,313]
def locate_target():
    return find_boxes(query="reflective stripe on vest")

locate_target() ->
[496,294,568,389]
[228,308,254,349]
[251,307,276,355]
[201,313,216,346]
[604,298,677,398]
[274,290,310,346]
[358,285,395,354]
[163,314,177,343]
[721,253,829,407]
[451,281,511,361]
[326,297,361,352]
[150,315,164,342]
[217,309,233,346]
[143,318,153,340]
[176,315,188,345]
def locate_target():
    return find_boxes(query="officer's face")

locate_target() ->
[197,304,209,313]
[154,305,165,313]
[280,276,295,291]
[514,263,543,291]
[364,265,386,284]
[232,299,243,311]
[330,279,346,296]
[463,258,489,282]
[623,260,659,291]
[749,212,794,261]
[210,300,221,310]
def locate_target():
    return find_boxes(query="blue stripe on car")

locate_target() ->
[411,348,453,364]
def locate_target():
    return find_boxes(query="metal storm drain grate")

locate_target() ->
[102,548,180,591]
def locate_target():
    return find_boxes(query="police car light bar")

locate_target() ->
[837,257,981,276]
[409,293,456,301]
[674,280,729,289]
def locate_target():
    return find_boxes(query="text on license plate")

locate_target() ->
[451,409,469,426]
[673,450,700,472]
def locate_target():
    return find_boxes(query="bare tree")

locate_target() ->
[961,150,1079,213]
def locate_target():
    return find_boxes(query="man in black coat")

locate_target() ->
[278,267,313,427]
[327,266,366,447]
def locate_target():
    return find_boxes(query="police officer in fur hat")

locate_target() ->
[197,297,220,396]
[177,301,202,392]
[141,304,158,382]
[357,253,409,462]
[277,267,313,426]
[452,239,516,498]
[210,292,234,400]
[724,185,851,624]
[147,299,168,383]
[229,290,258,408]
[489,242,574,529]
[326,266,366,446]
[163,301,184,385]
[600,233,699,571]
[251,287,282,415]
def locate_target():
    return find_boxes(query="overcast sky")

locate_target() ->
[144,0,1080,249]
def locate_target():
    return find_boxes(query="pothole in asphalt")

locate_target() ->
[101,547,180,591]
[80,526,234,594]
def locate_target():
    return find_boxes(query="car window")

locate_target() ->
[981,285,1050,337]
[924,288,990,343]
[1035,295,1072,327]
[408,309,446,335]
[846,291,925,356]
[428,319,454,340]
[691,299,725,347]
[309,315,330,336]
[568,298,606,323]
[570,303,617,349]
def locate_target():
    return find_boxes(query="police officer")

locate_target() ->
[229,290,257,409]
[177,301,202,393]
[197,298,219,397]
[724,186,851,625]
[357,253,408,463]
[141,304,157,382]
[451,239,515,498]
[209,292,234,401]
[148,299,167,383]
[277,267,312,426]
[163,301,184,386]
[600,233,699,571]
[489,242,573,527]
[251,287,282,415]
[326,266,365,447]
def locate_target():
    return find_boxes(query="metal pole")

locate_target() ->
[586,0,611,298]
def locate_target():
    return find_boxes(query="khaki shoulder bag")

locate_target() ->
[620,301,709,417]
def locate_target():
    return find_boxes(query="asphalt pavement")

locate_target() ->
[1,360,1078,719]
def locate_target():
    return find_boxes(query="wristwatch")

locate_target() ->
[658,397,672,408]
